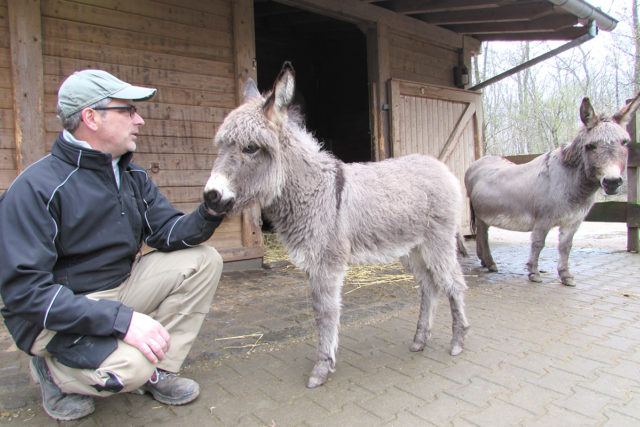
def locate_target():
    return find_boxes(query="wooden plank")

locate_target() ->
[43,56,235,94]
[505,153,541,165]
[438,102,474,162]
[584,201,627,223]
[43,76,235,109]
[0,169,17,189]
[41,18,233,62]
[0,148,15,169]
[133,153,216,171]
[214,246,263,263]
[44,94,231,122]
[45,113,217,138]
[141,169,210,187]
[0,47,10,67]
[0,67,11,88]
[154,0,232,17]
[8,0,46,171]
[71,0,232,32]
[41,1,233,50]
[134,136,217,155]
[42,38,234,78]
[0,107,13,129]
[158,186,206,204]
[628,143,640,168]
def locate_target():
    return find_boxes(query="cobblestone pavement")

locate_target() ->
[1,237,639,426]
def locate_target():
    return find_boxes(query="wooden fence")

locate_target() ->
[504,112,639,253]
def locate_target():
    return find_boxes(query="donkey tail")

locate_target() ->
[469,201,477,236]
[456,232,468,258]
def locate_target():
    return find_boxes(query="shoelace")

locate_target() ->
[148,368,177,385]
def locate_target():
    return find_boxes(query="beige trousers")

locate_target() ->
[30,245,223,397]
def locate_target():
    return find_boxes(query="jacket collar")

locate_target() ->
[52,132,134,171]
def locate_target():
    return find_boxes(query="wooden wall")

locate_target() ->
[2,0,259,262]
[389,29,460,87]
[0,0,14,193]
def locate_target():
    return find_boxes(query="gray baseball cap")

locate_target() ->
[57,69,157,118]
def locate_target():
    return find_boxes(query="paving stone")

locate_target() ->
[2,240,639,425]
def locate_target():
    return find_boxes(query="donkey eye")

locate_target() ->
[621,139,630,147]
[242,144,260,155]
[585,143,596,151]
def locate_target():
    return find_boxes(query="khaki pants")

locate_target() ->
[30,245,223,397]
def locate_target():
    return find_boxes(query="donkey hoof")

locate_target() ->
[562,277,576,287]
[450,344,463,356]
[487,264,498,272]
[409,341,425,352]
[528,273,542,283]
[307,375,326,388]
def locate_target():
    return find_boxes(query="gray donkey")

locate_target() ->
[465,93,640,286]
[204,63,469,388]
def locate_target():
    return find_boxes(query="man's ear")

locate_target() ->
[81,108,100,131]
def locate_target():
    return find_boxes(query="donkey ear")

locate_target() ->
[263,61,295,124]
[243,78,261,103]
[580,97,598,129]
[612,91,640,127]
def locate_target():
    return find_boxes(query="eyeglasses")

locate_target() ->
[93,105,138,117]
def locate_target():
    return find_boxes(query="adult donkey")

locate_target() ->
[465,94,640,286]
[204,62,469,388]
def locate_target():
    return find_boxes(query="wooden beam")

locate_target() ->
[438,103,475,162]
[275,0,480,52]
[414,3,555,25]
[8,0,46,172]
[627,112,639,252]
[233,0,264,257]
[233,0,257,104]
[367,22,391,160]
[391,0,500,14]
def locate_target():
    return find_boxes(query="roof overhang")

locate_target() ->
[364,0,618,41]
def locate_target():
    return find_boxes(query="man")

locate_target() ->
[0,70,225,421]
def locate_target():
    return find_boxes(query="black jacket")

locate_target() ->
[0,133,223,354]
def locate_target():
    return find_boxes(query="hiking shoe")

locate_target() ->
[134,368,200,405]
[29,356,95,421]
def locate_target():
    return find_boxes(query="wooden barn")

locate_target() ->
[1,0,617,269]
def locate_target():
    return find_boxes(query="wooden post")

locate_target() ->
[366,22,391,160]
[8,0,46,172]
[232,0,264,254]
[627,104,639,253]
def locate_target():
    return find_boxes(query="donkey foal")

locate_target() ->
[204,62,469,388]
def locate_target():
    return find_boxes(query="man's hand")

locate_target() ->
[123,311,171,364]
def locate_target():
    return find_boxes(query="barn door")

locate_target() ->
[388,80,483,232]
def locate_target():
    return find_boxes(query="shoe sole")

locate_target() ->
[29,359,95,422]
[132,386,200,406]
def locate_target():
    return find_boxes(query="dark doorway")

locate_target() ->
[254,1,371,163]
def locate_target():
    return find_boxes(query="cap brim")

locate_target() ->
[111,85,156,101]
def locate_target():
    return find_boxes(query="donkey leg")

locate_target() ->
[557,222,580,287]
[428,252,469,356]
[448,287,470,356]
[402,252,440,352]
[527,226,550,282]
[307,270,345,388]
[475,219,497,272]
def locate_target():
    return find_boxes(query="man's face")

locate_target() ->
[91,99,145,158]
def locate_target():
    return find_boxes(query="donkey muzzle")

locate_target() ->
[204,172,236,214]
[203,189,235,214]
[601,176,623,195]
